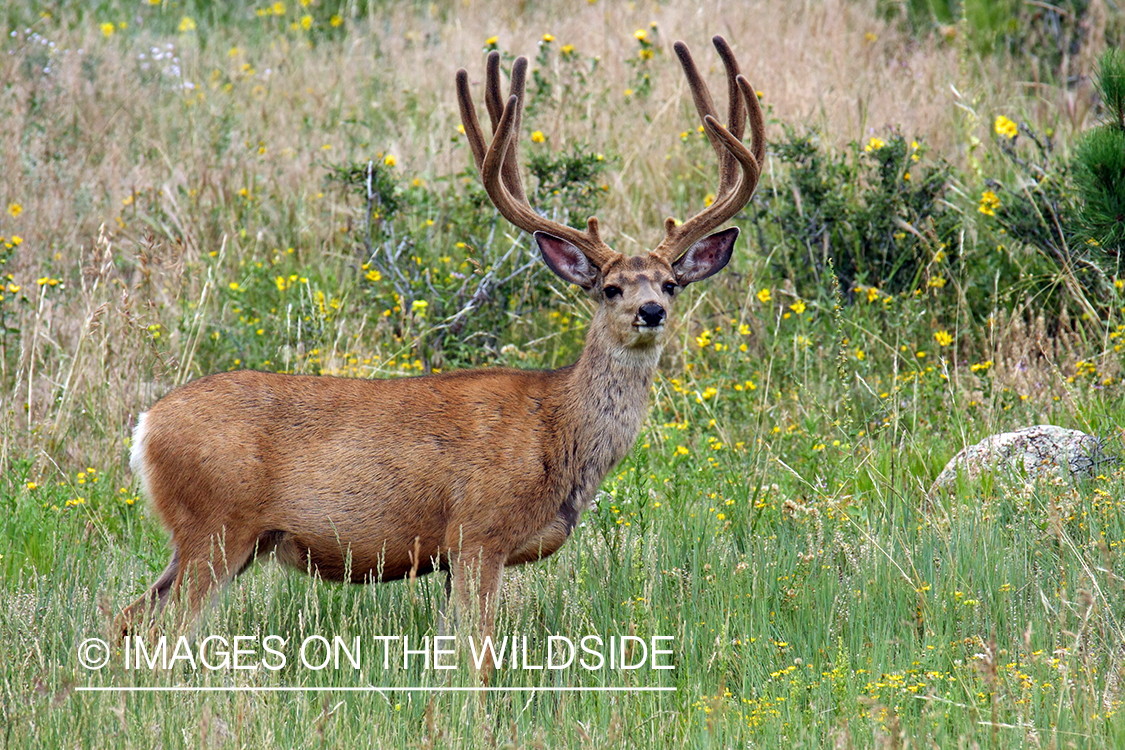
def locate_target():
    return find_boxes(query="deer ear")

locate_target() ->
[535,231,598,289]
[671,226,739,285]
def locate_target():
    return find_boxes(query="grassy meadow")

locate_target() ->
[4,0,1125,746]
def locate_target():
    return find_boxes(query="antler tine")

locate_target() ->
[673,37,745,199]
[484,53,529,205]
[712,36,745,175]
[653,40,765,265]
[455,68,487,172]
[672,41,725,192]
[455,54,530,203]
[743,74,766,168]
[660,114,759,247]
[484,52,505,131]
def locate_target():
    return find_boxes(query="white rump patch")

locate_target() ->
[130,411,151,495]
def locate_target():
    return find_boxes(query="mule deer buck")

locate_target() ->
[119,35,764,660]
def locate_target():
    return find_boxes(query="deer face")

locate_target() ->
[598,255,677,348]
[535,226,740,349]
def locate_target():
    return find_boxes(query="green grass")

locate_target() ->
[6,418,1125,746]
[3,1,1125,746]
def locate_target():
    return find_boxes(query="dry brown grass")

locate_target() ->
[0,0,1104,473]
[2,1,1045,262]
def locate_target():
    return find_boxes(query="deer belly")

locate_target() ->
[272,528,445,583]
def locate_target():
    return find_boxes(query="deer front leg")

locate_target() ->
[446,537,506,683]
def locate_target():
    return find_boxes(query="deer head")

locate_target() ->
[455,35,765,352]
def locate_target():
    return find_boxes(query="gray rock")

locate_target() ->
[929,425,1111,494]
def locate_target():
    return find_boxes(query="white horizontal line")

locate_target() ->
[76,686,675,693]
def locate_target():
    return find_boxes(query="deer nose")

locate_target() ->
[637,302,666,327]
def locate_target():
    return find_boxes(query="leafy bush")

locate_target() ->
[977,115,1119,321]
[751,129,960,302]
[527,147,611,226]
[325,145,610,371]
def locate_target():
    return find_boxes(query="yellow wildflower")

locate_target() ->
[178,16,196,32]
[994,115,1018,139]
[978,190,1000,216]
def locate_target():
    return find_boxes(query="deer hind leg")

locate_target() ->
[116,548,182,637]
[116,526,261,637]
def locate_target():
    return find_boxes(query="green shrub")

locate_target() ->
[325,144,609,371]
[751,129,960,303]
[978,115,1119,321]
[878,0,1121,83]
[1074,48,1125,255]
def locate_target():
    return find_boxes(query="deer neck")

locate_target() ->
[555,311,662,487]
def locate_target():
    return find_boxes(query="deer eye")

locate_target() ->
[662,282,677,296]
[603,285,622,299]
